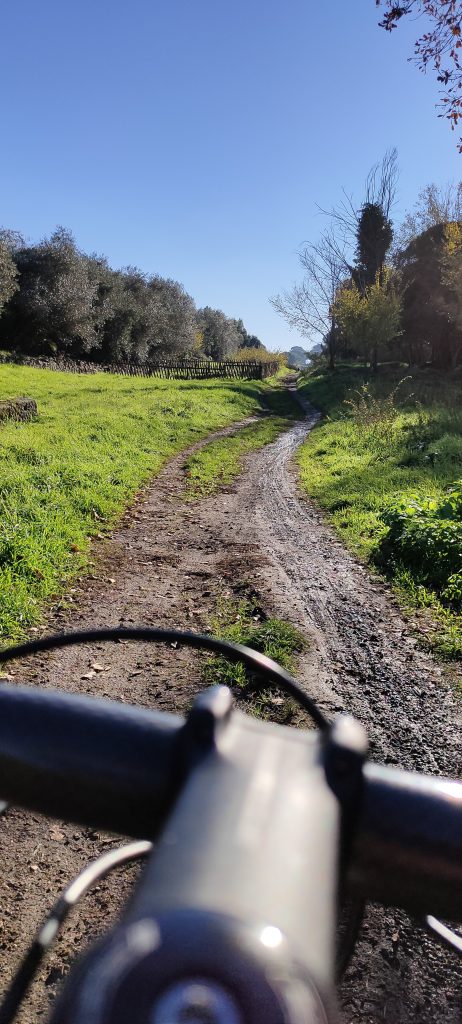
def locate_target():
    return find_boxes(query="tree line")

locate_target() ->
[272,150,462,372]
[0,227,264,364]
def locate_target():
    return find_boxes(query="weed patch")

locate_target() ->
[375,490,462,604]
[203,591,305,721]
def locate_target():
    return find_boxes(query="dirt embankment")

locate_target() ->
[0,400,461,1023]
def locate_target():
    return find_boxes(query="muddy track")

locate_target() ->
[222,395,462,1022]
[0,400,461,1022]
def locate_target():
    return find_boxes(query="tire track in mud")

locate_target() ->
[213,397,462,1024]
[243,407,461,774]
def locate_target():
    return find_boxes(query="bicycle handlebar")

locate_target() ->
[1,683,461,922]
[0,685,182,837]
[351,763,462,920]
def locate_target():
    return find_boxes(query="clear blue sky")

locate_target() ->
[1,0,460,350]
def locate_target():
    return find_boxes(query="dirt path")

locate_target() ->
[1,400,461,1022]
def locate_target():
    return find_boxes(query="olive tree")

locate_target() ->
[0,240,18,316]
[9,228,98,354]
[197,307,241,359]
[147,276,197,358]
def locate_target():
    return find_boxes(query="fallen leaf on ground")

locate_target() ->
[50,826,65,842]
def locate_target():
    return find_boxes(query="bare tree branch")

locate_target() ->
[317,149,398,263]
[365,147,399,217]
[270,232,347,346]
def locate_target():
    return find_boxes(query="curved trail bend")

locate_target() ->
[242,407,461,774]
[0,401,461,1023]
[225,401,462,1023]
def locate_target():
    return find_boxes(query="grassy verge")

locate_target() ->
[203,587,306,721]
[297,363,462,660]
[0,363,276,645]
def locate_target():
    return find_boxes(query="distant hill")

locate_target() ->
[283,345,310,369]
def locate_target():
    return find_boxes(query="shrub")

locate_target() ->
[232,347,286,366]
[375,485,462,607]
[343,376,412,429]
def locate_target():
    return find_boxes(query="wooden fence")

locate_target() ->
[123,360,280,380]
[0,354,279,381]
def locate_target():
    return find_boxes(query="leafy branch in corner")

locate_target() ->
[376,1,462,149]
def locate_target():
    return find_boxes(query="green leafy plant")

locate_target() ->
[375,485,462,606]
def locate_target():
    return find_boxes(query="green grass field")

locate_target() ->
[297,364,462,659]
[0,363,279,645]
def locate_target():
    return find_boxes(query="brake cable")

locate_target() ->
[0,626,329,730]
[0,841,152,1024]
[424,915,462,956]
[0,629,369,984]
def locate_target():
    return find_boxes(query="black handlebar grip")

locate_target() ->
[0,686,183,837]
[349,763,462,920]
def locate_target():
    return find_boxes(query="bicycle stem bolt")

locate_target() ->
[150,978,242,1023]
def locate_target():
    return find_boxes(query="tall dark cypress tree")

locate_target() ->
[354,202,393,291]
[353,202,393,371]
